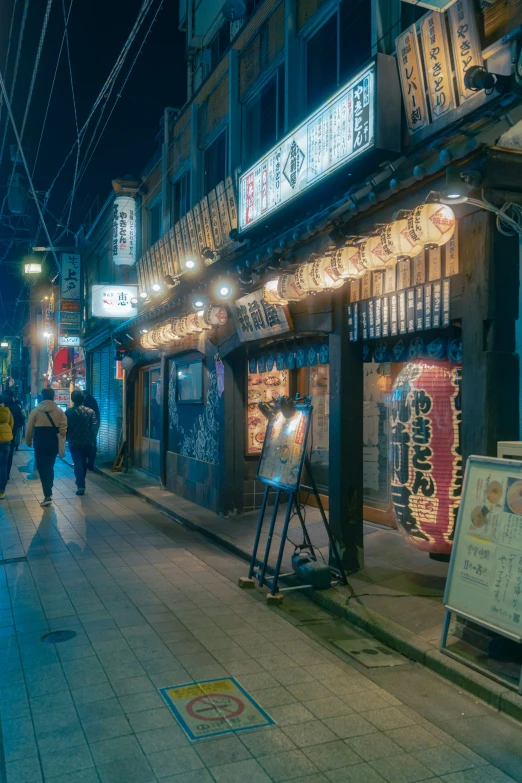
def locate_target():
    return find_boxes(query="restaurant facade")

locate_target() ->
[82,0,522,570]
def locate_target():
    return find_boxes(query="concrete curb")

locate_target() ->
[96,467,522,724]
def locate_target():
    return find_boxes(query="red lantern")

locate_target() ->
[390,361,462,555]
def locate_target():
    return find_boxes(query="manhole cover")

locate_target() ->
[331,638,409,668]
[41,630,77,644]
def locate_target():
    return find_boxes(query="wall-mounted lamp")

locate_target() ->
[464,65,511,95]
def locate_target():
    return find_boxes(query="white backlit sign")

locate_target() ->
[239,62,375,231]
[58,336,81,347]
[112,196,137,266]
[24,263,42,274]
[91,285,139,318]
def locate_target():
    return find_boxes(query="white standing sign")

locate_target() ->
[448,0,483,103]
[239,62,375,230]
[91,285,139,318]
[112,196,137,266]
[61,253,81,300]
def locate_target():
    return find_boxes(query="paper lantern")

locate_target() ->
[330,245,366,279]
[204,305,228,326]
[380,219,423,258]
[310,257,344,289]
[263,279,286,305]
[279,273,308,302]
[390,360,462,555]
[359,236,397,271]
[406,204,455,247]
[294,262,319,292]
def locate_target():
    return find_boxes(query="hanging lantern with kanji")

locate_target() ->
[390,360,462,556]
[406,204,456,248]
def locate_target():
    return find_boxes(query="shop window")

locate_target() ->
[204,129,227,193]
[171,171,190,224]
[177,360,203,403]
[142,366,162,440]
[363,362,393,524]
[246,367,289,455]
[243,63,285,169]
[306,1,371,115]
[147,200,162,248]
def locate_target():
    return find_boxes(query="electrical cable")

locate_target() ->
[0,0,29,172]
[0,65,60,273]
[61,0,80,234]
[465,195,522,236]
[0,0,19,139]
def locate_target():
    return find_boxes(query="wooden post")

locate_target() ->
[328,290,364,572]
[460,210,519,462]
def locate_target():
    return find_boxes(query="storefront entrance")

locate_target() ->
[135,364,162,476]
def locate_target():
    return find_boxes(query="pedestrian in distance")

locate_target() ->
[3,391,25,480]
[0,401,14,499]
[25,388,67,507]
[66,390,98,496]
[83,390,100,470]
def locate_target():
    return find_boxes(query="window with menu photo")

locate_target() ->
[177,360,203,403]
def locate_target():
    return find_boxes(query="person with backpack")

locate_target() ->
[83,391,100,470]
[0,401,14,499]
[3,391,25,480]
[65,390,98,496]
[26,388,67,507]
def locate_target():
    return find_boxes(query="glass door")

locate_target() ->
[136,365,162,475]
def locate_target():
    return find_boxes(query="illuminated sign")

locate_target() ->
[112,196,137,266]
[57,336,81,347]
[61,253,81,300]
[91,285,139,318]
[24,263,42,274]
[239,60,383,231]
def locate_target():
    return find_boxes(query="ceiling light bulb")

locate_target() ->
[152,283,161,292]
[185,259,195,269]
[194,300,204,308]
[139,291,148,299]
[219,286,230,297]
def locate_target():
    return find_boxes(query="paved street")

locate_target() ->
[0,450,521,783]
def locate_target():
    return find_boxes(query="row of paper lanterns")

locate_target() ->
[141,306,228,349]
[263,203,456,305]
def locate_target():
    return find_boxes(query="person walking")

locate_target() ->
[83,391,99,470]
[65,390,97,496]
[3,391,24,480]
[0,401,14,499]
[25,388,67,507]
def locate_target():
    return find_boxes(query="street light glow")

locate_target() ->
[152,283,161,292]
[0,342,8,347]
[24,263,42,274]
[43,331,50,338]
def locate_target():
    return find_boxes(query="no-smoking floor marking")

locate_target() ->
[159,677,275,741]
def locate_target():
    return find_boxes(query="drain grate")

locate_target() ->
[0,557,27,566]
[41,630,77,644]
[331,638,409,668]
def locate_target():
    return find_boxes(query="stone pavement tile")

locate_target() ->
[80,714,133,743]
[269,702,317,725]
[346,690,398,712]
[304,663,352,681]
[259,653,299,671]
[45,770,101,783]
[258,749,320,782]
[325,761,391,782]
[323,713,378,739]
[302,740,363,772]
[149,667,192,689]
[412,747,477,777]
[127,707,177,732]
[39,745,95,779]
[440,770,517,783]
[370,753,436,783]
[89,734,143,765]
[271,666,317,686]
[118,688,165,713]
[160,770,215,783]
[385,726,445,753]
[5,755,43,783]
[287,681,336,701]
[24,662,69,697]
[2,717,38,761]
[136,725,190,754]
[364,707,419,731]
[278,776,329,783]
[75,697,124,722]
[282,719,338,748]
[224,658,265,676]
[110,675,155,696]
[146,746,204,777]
[185,663,229,680]
[71,682,115,706]
[304,697,354,720]
[62,657,109,688]
[32,707,86,754]
[210,758,272,783]
[323,676,376,696]
[449,744,488,767]
[101,659,146,681]
[0,693,30,722]
[240,726,296,756]
[195,734,252,766]
[233,671,280,691]
[95,754,157,783]
[346,733,404,761]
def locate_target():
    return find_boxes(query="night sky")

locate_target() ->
[0,0,185,336]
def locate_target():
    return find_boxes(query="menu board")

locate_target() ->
[257,406,312,492]
[444,456,522,641]
[246,370,289,455]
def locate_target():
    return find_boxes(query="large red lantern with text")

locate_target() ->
[390,361,462,555]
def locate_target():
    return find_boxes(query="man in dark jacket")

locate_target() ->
[26,388,68,506]
[66,390,97,496]
[3,391,24,481]
[83,391,99,470]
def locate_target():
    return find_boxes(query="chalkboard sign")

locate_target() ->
[257,406,312,492]
[443,455,522,646]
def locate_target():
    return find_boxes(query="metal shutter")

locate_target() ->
[97,344,111,457]
[108,374,122,459]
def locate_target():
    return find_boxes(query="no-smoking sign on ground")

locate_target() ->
[159,678,275,741]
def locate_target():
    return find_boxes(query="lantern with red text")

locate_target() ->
[390,361,462,555]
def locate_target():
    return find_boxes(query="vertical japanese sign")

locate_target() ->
[112,196,137,266]
[396,25,430,134]
[61,253,81,300]
[421,11,455,120]
[448,0,483,103]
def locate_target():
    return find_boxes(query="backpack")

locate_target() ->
[66,406,95,447]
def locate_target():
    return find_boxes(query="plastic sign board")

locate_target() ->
[112,196,137,266]
[24,263,42,274]
[91,285,138,318]
[57,335,80,347]
[61,253,81,300]
[257,405,312,492]
[54,390,71,405]
[239,61,377,230]
[159,678,274,741]
[444,455,522,642]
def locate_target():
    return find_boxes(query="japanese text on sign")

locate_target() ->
[112,196,137,267]
[448,0,483,103]
[421,11,455,120]
[60,253,81,301]
[233,289,292,343]
[395,26,430,134]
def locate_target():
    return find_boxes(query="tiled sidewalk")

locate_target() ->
[0,449,519,783]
